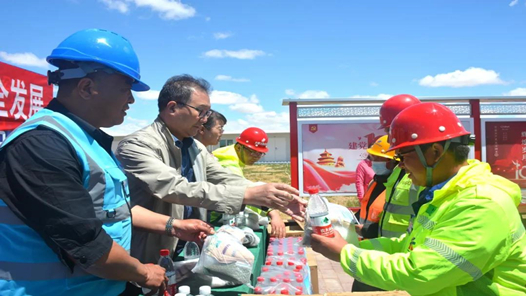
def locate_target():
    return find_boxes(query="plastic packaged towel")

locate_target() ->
[192,231,255,284]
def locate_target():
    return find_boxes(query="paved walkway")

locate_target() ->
[312,250,354,293]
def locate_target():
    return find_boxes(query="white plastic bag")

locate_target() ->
[192,231,255,285]
[303,198,359,247]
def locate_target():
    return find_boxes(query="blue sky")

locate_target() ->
[1,0,526,135]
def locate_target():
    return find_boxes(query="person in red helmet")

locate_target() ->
[311,103,526,295]
[213,127,287,238]
[378,94,421,132]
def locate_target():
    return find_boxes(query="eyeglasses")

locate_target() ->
[395,148,416,162]
[243,146,265,157]
[177,102,212,119]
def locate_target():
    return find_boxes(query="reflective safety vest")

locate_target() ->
[0,109,131,296]
[358,181,386,239]
[379,166,420,238]
[212,144,267,220]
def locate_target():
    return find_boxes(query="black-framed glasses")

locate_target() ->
[395,148,416,162]
[177,102,212,119]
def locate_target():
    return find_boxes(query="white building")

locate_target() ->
[111,131,292,163]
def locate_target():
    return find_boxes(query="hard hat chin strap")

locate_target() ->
[415,140,451,187]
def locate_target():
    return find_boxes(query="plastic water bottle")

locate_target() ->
[178,286,192,296]
[159,249,177,296]
[198,285,212,296]
[183,241,200,260]
[307,187,334,237]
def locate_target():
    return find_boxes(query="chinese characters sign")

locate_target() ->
[301,122,384,193]
[485,121,526,188]
[0,62,52,131]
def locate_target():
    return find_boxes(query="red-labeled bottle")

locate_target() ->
[307,187,334,237]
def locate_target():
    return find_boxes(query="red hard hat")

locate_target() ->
[379,94,421,129]
[388,102,470,151]
[236,127,269,153]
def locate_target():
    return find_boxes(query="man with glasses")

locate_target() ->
[311,102,526,295]
[116,75,306,269]
[212,127,287,238]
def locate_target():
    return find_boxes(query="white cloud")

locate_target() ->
[230,103,264,113]
[509,0,519,6]
[285,89,295,96]
[298,90,330,99]
[503,88,526,96]
[214,32,232,40]
[0,51,48,69]
[349,94,392,100]
[102,116,150,136]
[210,90,263,113]
[100,0,196,20]
[214,75,250,82]
[418,67,506,88]
[134,89,160,100]
[370,82,379,87]
[203,49,267,60]
[99,0,129,13]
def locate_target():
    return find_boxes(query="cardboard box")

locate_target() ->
[306,247,318,294]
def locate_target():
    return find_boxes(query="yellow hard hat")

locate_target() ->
[366,135,395,160]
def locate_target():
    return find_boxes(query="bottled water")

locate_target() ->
[307,187,334,237]
[158,249,177,296]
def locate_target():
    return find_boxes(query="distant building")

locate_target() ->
[111,131,291,163]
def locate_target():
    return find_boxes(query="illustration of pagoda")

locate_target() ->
[335,156,345,167]
[317,149,335,166]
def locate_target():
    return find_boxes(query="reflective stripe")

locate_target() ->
[424,238,483,281]
[0,204,24,225]
[380,229,405,238]
[408,184,419,204]
[417,215,436,230]
[348,247,363,282]
[384,203,414,215]
[0,261,88,281]
[512,226,525,243]
[370,239,383,251]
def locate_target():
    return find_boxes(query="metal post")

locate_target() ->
[289,102,299,189]
[469,99,482,161]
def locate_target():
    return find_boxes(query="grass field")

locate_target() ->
[243,163,360,208]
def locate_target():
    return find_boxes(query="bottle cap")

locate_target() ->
[298,249,305,255]
[296,265,303,270]
[265,261,272,265]
[307,187,319,194]
[283,278,291,283]
[178,286,191,294]
[199,285,211,295]
[270,277,278,282]
[159,249,170,257]
[267,251,273,256]
[296,277,304,282]
[276,261,283,266]
[281,289,289,295]
[295,291,302,295]
[277,251,284,256]
[254,287,263,294]
[288,261,295,266]
[262,267,269,272]
[257,277,265,282]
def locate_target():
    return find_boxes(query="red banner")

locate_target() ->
[485,121,526,188]
[0,62,53,131]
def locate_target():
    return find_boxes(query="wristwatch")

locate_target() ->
[166,217,175,236]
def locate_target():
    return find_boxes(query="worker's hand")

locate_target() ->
[171,219,215,245]
[244,183,307,221]
[354,224,363,237]
[311,230,348,262]
[268,211,286,238]
[138,264,167,294]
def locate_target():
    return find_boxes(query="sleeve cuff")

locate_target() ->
[340,244,361,278]
[69,228,114,269]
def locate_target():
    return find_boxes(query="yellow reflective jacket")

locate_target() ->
[341,160,526,295]
[212,144,266,217]
[213,144,245,177]
[379,166,422,238]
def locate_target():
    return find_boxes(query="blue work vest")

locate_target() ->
[0,109,131,296]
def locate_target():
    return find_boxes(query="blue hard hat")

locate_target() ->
[47,28,149,91]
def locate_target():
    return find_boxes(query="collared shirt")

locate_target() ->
[412,174,456,215]
[0,99,114,270]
